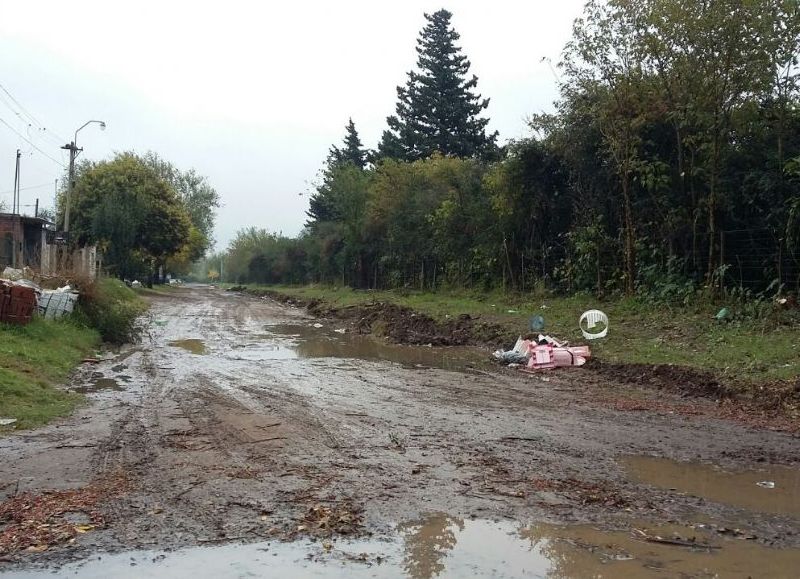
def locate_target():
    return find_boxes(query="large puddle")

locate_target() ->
[168,339,208,355]
[621,455,800,517]
[226,323,487,372]
[5,514,800,578]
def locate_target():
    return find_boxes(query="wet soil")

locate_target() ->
[245,288,510,347]
[254,287,800,425]
[0,285,798,577]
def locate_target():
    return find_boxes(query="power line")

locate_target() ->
[0,181,56,196]
[0,82,68,143]
[0,115,65,167]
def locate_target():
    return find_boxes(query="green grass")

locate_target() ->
[0,318,100,430]
[78,279,148,344]
[254,284,799,384]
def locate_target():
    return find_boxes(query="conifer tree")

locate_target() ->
[383,9,497,161]
[307,118,367,225]
[329,118,367,169]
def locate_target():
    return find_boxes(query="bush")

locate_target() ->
[75,278,147,344]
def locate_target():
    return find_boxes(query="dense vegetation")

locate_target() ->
[210,3,800,300]
[63,152,219,283]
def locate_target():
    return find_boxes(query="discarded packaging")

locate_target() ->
[131,280,142,288]
[334,328,346,334]
[494,335,590,370]
[756,481,775,489]
[525,343,591,371]
[1,267,26,281]
[313,323,324,328]
[0,418,18,426]
[579,309,609,340]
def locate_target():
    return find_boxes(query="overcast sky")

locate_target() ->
[0,0,585,250]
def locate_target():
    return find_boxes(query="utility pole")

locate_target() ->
[11,150,20,268]
[60,141,81,234]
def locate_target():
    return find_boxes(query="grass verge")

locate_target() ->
[1,277,147,431]
[0,318,99,430]
[251,284,799,385]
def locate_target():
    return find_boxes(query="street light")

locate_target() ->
[62,120,107,234]
[74,120,106,146]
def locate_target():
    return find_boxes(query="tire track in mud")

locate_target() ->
[2,285,799,570]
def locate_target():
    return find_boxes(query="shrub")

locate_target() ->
[75,278,147,344]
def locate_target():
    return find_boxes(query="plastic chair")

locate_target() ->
[579,309,608,340]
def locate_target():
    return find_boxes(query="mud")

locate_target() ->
[248,288,800,422]
[5,516,800,578]
[243,287,510,346]
[0,285,798,576]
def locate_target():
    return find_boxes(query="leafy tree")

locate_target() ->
[70,153,191,281]
[383,9,498,161]
[139,151,220,257]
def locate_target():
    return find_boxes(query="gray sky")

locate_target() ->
[0,0,585,250]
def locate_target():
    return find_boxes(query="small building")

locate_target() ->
[0,213,99,278]
[0,213,56,274]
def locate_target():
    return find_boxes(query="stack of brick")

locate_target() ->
[0,281,37,325]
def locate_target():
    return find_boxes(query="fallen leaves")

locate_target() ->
[293,503,363,538]
[0,472,130,555]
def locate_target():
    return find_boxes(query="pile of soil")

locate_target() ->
[586,359,800,419]
[239,288,510,346]
[585,360,730,399]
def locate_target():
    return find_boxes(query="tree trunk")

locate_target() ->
[622,175,635,295]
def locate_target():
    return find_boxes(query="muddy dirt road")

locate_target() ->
[1,285,799,578]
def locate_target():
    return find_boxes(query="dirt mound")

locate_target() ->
[586,360,730,399]
[245,289,510,347]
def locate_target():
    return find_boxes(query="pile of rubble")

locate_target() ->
[0,267,79,326]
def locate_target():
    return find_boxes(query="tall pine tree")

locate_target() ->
[329,118,367,169]
[307,118,367,225]
[382,9,497,161]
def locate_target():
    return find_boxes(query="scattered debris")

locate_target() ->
[334,328,346,334]
[494,335,591,371]
[579,309,609,340]
[38,288,79,320]
[529,315,545,331]
[0,472,130,555]
[295,503,363,538]
[756,480,775,489]
[313,323,324,328]
[0,418,18,427]
[632,528,720,550]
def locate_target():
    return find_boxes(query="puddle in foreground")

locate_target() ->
[168,339,208,355]
[5,514,800,579]
[228,323,487,372]
[621,455,800,517]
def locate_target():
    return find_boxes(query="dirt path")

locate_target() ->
[1,285,799,577]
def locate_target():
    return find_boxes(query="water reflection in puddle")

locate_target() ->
[228,324,486,372]
[168,339,208,355]
[7,514,800,579]
[621,455,800,516]
[74,377,125,394]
